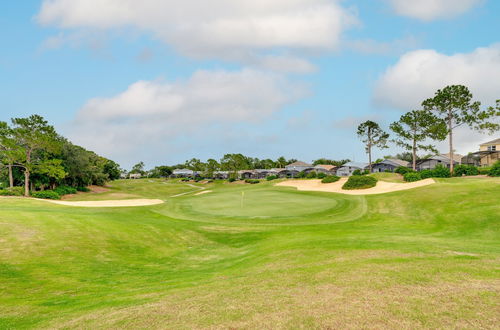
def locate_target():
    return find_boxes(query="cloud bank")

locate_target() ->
[37,0,357,68]
[387,0,482,21]
[69,69,307,163]
[374,44,500,110]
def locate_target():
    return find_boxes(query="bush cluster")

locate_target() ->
[245,179,260,184]
[395,166,412,175]
[0,187,24,196]
[342,175,378,190]
[76,186,90,192]
[306,171,317,179]
[266,175,278,181]
[489,160,500,177]
[317,172,327,179]
[478,167,490,175]
[403,172,422,182]
[31,190,61,200]
[54,185,77,196]
[321,175,340,183]
[228,178,236,182]
[432,164,451,178]
[453,165,479,177]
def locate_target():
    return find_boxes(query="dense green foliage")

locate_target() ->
[53,185,77,196]
[395,166,412,175]
[403,172,422,182]
[432,164,451,178]
[321,175,340,183]
[453,165,479,177]
[1,178,498,328]
[266,175,278,181]
[244,179,260,184]
[342,175,378,190]
[489,160,500,177]
[0,115,122,195]
[31,190,61,200]
[0,186,24,196]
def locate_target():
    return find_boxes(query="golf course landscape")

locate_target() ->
[1,176,499,329]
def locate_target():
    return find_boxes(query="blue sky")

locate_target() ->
[1,0,499,169]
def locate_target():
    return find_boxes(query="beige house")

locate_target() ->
[462,138,500,167]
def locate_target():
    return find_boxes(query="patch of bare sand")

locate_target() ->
[194,190,212,196]
[38,199,164,208]
[276,178,435,195]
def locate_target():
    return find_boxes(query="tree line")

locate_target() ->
[0,115,121,196]
[357,85,499,172]
[128,155,352,178]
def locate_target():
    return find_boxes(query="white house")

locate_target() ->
[336,162,369,176]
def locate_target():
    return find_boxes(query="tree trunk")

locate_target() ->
[8,164,14,188]
[448,112,454,174]
[24,150,31,197]
[368,128,372,172]
[24,169,30,197]
[412,139,417,171]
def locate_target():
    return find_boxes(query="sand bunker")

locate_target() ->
[276,178,435,195]
[194,190,212,196]
[40,199,164,208]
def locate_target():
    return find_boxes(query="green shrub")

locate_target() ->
[488,161,500,177]
[404,172,422,182]
[478,167,490,175]
[76,186,90,192]
[342,175,378,190]
[296,172,306,178]
[420,169,433,179]
[395,166,412,175]
[317,172,327,179]
[432,164,451,178]
[54,185,77,196]
[352,169,362,176]
[0,187,24,196]
[245,179,260,184]
[228,178,236,182]
[321,175,340,183]
[363,169,370,175]
[306,171,317,179]
[266,175,278,181]
[31,190,61,200]
[453,165,479,177]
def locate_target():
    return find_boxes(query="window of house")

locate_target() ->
[487,145,496,151]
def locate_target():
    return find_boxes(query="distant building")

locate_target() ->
[172,169,195,178]
[285,161,313,172]
[336,162,369,176]
[416,154,462,171]
[462,138,500,167]
[129,173,142,179]
[371,159,409,173]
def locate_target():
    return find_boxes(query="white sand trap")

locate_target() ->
[195,190,212,196]
[276,178,435,195]
[40,199,164,208]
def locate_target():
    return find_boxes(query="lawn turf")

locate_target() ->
[0,177,499,328]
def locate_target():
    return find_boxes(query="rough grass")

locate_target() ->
[369,172,405,183]
[0,177,499,328]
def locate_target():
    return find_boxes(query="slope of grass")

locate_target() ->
[369,172,405,183]
[0,177,499,328]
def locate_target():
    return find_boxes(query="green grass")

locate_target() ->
[369,172,405,183]
[0,177,499,328]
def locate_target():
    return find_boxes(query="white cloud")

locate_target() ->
[374,44,500,110]
[68,69,307,163]
[387,0,482,21]
[37,0,357,62]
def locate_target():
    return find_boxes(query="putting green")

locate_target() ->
[187,189,336,217]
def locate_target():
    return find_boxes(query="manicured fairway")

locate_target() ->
[0,177,499,328]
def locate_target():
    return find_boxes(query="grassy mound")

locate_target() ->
[342,175,378,190]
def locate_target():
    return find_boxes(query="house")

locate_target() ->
[314,164,337,174]
[213,171,230,180]
[462,138,500,167]
[285,161,313,173]
[416,154,462,171]
[336,162,369,176]
[172,168,195,178]
[273,168,299,178]
[238,170,255,179]
[129,173,142,179]
[371,159,409,173]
